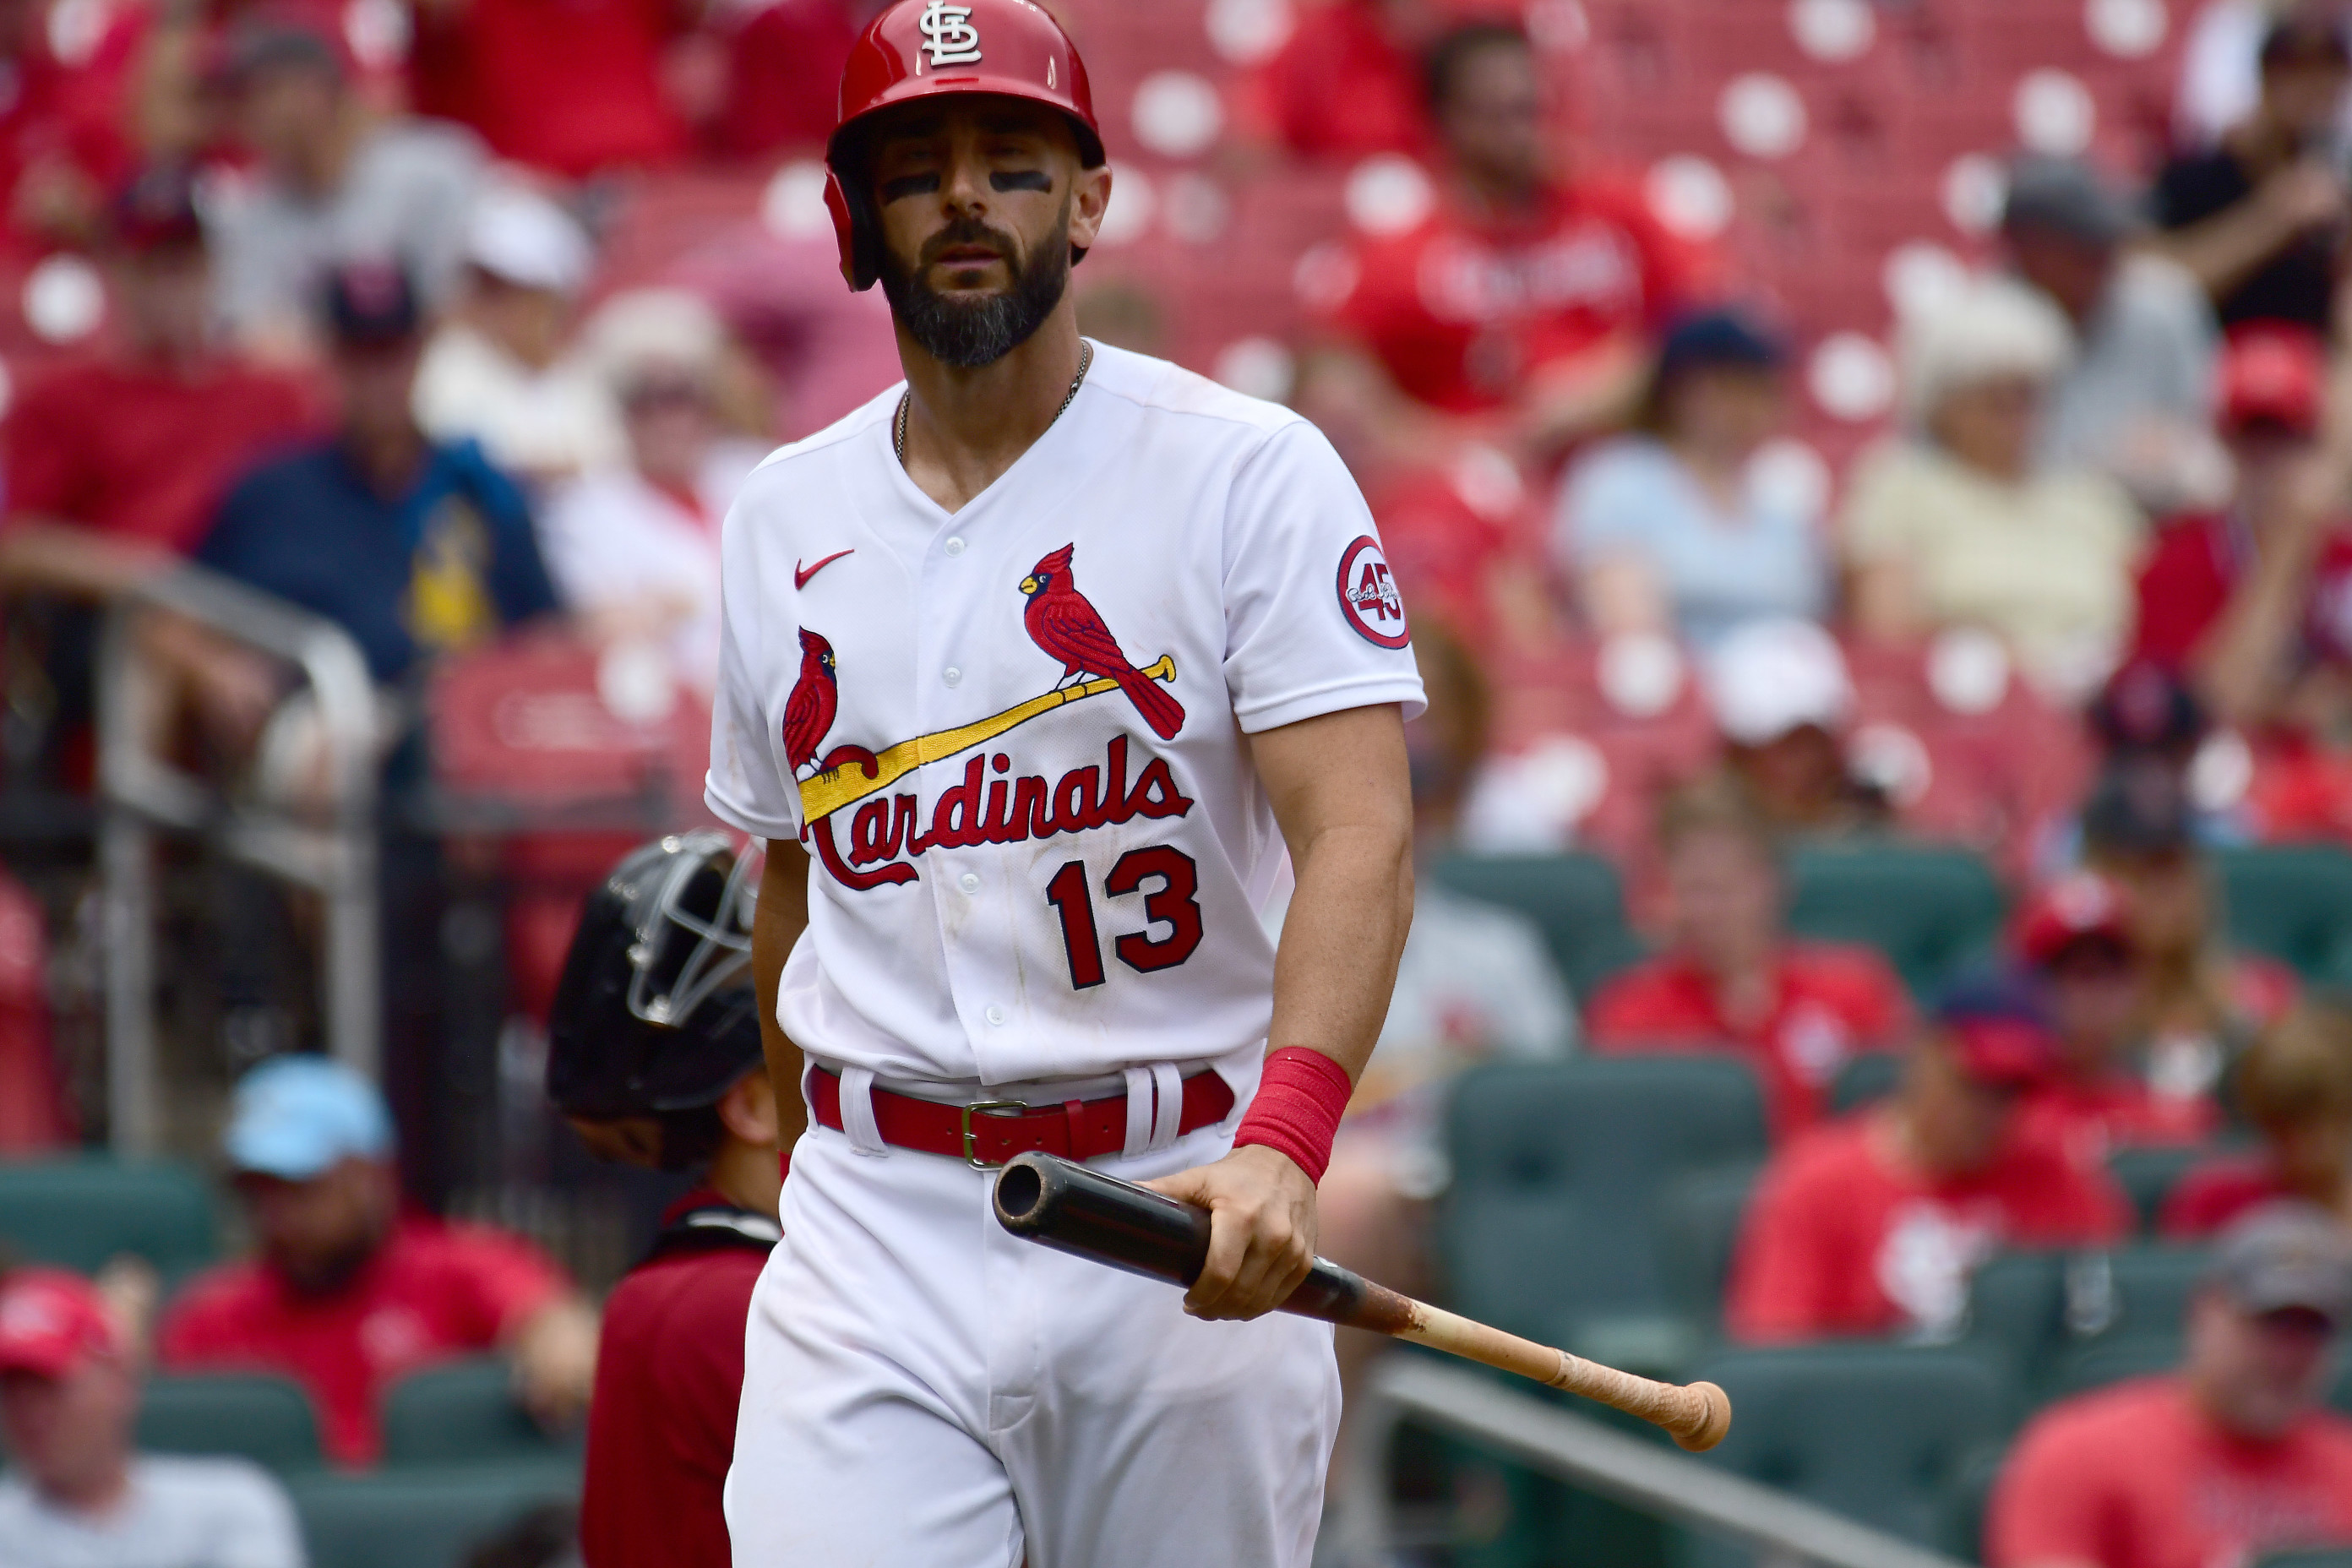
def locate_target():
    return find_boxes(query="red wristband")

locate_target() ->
[1233,1048,1353,1184]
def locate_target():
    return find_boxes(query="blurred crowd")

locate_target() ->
[6,0,2352,1564]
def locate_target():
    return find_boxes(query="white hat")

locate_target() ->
[466,184,594,297]
[584,288,727,393]
[1704,617,1854,746]
[1897,274,2073,426]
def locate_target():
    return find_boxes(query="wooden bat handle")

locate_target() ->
[1377,1291,1731,1452]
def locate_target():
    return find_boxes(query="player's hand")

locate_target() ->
[1143,1143,1318,1321]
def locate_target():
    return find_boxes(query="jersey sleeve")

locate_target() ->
[705,499,804,841]
[1221,419,1427,732]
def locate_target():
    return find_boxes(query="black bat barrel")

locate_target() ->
[993,1151,1213,1288]
[991,1152,1386,1327]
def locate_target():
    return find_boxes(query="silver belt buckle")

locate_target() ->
[961,1099,1029,1168]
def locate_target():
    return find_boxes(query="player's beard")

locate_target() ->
[879,204,1072,369]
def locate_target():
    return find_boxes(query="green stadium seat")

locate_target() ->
[1429,852,1647,997]
[1961,1251,2069,1391]
[136,1373,323,1472]
[2255,1552,2352,1568]
[1442,1057,1767,1369]
[2107,1146,2214,1234]
[383,1358,580,1466]
[1829,1051,1903,1116]
[1783,843,2006,994]
[2213,844,2352,981]
[1937,1444,2010,1565]
[2085,1245,2210,1343]
[2046,1334,2179,1401]
[1655,1162,1761,1335]
[1678,1345,2012,1568]
[0,1157,219,1286]
[288,1462,579,1568]
[1964,1245,2214,1405]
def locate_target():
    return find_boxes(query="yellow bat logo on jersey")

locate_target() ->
[795,655,1175,825]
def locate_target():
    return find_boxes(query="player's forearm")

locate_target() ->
[753,839,814,1149]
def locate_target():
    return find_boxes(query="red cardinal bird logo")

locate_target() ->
[781,628,838,777]
[1019,544,1184,741]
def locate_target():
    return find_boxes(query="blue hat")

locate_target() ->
[224,1056,394,1180]
[1656,308,1788,384]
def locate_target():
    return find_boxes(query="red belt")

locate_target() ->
[810,1067,1234,1167]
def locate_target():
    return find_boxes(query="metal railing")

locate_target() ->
[1331,1356,1975,1568]
[97,567,380,1152]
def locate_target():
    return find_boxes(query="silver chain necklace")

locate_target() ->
[896,340,1094,467]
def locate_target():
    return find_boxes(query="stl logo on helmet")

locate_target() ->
[1337,535,1410,650]
[917,0,983,67]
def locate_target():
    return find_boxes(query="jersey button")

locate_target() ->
[958,872,981,894]
[944,667,962,687]
[945,536,966,557]
[985,1005,1006,1026]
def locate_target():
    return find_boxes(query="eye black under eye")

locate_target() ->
[879,173,941,202]
[990,171,1052,193]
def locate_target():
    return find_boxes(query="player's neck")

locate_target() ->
[896,310,1086,514]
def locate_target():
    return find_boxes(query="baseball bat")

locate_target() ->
[991,1151,1732,1452]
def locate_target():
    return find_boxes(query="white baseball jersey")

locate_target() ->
[705,341,1425,1090]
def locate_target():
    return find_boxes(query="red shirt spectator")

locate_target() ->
[1729,1114,2128,1342]
[4,355,314,553]
[2135,512,2352,672]
[2011,873,2222,1162]
[0,0,146,254]
[1236,0,1435,161]
[1589,945,1908,1142]
[1298,19,1713,473]
[2161,1002,2352,1240]
[1,166,318,575]
[2164,1154,2302,1239]
[580,1191,774,1568]
[1991,1377,2352,1568]
[161,1215,566,1467]
[705,0,855,160]
[409,0,687,177]
[1316,174,1707,416]
[157,1056,591,1468]
[1727,984,2129,1343]
[1989,1204,2352,1568]
[2130,326,2352,762]
[1585,776,1908,1141]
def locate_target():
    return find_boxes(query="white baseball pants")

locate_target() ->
[725,1115,1340,1566]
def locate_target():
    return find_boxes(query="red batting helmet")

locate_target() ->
[823,0,1106,292]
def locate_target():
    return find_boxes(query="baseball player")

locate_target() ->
[705,2,1425,1561]
[544,833,781,1568]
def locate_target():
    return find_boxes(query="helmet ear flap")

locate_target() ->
[825,166,884,293]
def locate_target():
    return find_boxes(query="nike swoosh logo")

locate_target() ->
[794,549,854,590]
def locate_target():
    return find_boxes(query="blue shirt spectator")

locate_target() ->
[199,437,557,685]
[193,259,559,690]
[1552,309,1828,652]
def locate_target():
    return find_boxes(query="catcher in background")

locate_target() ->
[545,831,780,1568]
